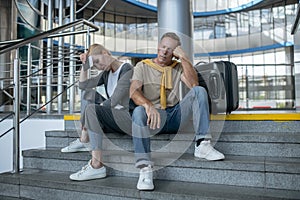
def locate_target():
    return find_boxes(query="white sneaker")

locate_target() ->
[194,140,225,161]
[137,165,154,191]
[61,139,91,153]
[69,160,106,181]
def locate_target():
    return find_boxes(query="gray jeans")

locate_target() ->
[84,103,132,150]
[80,89,106,127]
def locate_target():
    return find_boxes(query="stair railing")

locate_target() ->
[0,19,99,173]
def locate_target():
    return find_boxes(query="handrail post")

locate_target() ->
[57,0,64,114]
[86,28,91,79]
[37,45,43,110]
[13,49,20,173]
[69,0,76,114]
[86,28,91,49]
[27,43,32,115]
[46,0,53,114]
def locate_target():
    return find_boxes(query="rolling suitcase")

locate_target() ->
[195,61,239,114]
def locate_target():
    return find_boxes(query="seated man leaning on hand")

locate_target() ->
[130,32,225,191]
[67,43,134,181]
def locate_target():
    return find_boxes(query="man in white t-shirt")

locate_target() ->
[62,44,134,181]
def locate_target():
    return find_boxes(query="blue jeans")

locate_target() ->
[132,86,211,168]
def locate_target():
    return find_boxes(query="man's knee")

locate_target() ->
[192,86,208,102]
[85,104,104,119]
[132,106,147,126]
[85,104,96,114]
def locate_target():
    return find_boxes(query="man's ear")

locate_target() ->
[102,51,109,55]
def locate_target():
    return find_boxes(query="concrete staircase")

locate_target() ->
[1,114,300,199]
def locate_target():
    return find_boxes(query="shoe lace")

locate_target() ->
[140,167,152,182]
[70,139,79,146]
[77,163,90,175]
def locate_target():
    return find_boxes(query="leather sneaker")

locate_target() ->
[194,140,225,161]
[137,165,154,191]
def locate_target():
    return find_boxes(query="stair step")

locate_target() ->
[22,149,300,190]
[1,169,300,200]
[45,130,300,158]
[64,114,300,133]
[0,196,31,200]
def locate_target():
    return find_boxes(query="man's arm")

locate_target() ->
[130,80,161,130]
[173,46,199,88]
[79,53,89,82]
[78,53,104,90]
[130,79,150,107]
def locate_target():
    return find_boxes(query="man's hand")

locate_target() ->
[130,79,161,130]
[80,53,87,63]
[173,46,199,88]
[144,103,161,130]
[173,46,187,60]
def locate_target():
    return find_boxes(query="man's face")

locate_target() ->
[92,54,114,71]
[157,37,178,66]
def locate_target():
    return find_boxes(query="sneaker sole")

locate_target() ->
[61,148,91,153]
[70,174,107,181]
[137,186,155,191]
[194,155,225,161]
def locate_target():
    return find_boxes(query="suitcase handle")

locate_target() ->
[219,72,227,99]
[195,61,208,65]
[209,73,220,99]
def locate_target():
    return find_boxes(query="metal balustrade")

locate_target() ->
[0,18,99,173]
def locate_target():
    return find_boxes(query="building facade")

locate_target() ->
[0,0,299,112]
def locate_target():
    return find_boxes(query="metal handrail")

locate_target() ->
[88,0,109,21]
[0,39,23,46]
[24,0,48,20]
[0,19,99,55]
[0,18,98,173]
[13,0,42,32]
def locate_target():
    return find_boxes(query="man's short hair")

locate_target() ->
[87,43,112,56]
[160,32,181,46]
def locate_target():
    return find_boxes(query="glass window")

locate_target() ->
[252,53,263,65]
[207,0,217,11]
[237,12,249,35]
[148,0,157,6]
[249,10,261,33]
[215,22,226,38]
[261,9,273,31]
[275,49,285,64]
[137,23,147,53]
[264,51,275,65]
[194,0,205,12]
[264,65,276,76]
[104,21,115,50]
[116,16,126,53]
[217,0,227,11]
[225,14,237,37]
[241,54,253,65]
[147,22,158,54]
[126,17,137,53]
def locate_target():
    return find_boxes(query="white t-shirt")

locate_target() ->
[107,63,124,97]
